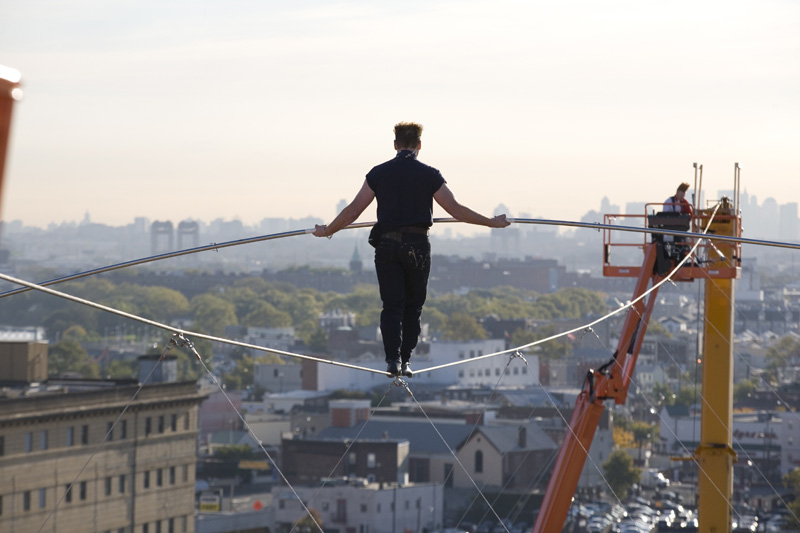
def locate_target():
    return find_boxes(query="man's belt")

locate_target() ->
[381,226,429,241]
[395,226,429,235]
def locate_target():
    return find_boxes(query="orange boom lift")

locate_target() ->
[533,164,742,532]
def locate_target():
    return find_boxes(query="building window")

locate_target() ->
[171,414,178,432]
[169,466,176,485]
[65,485,72,503]
[107,422,114,441]
[184,414,189,431]
[513,367,519,375]
[322,502,329,511]
[39,488,46,508]
[157,469,163,487]
[144,471,150,489]
[81,425,89,445]
[40,430,48,450]
[376,503,381,512]
[0,495,3,515]
[143,524,149,533]
[158,416,165,434]
[182,516,187,533]
[0,435,4,456]
[361,504,368,513]
[145,418,152,436]
[105,477,112,496]
[120,420,127,439]
[349,452,356,465]
[168,518,175,533]
[119,475,126,494]
[80,481,87,501]
[495,368,500,376]
[475,450,484,473]
[67,427,74,447]
[25,432,32,452]
[156,521,162,533]
[182,465,188,482]
[23,491,31,511]
[367,453,376,468]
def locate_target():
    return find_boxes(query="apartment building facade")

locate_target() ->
[0,342,206,533]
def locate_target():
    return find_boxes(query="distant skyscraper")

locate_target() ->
[761,198,779,239]
[151,220,174,254]
[176,220,200,250]
[779,203,798,242]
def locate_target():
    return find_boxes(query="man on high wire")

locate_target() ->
[313,122,510,377]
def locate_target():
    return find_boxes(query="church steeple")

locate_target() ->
[349,245,363,272]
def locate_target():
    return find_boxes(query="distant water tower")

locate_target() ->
[138,354,178,384]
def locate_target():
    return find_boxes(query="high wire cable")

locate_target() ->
[0,270,392,376]
[2,214,797,302]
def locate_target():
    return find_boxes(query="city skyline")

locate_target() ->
[1,1,798,234]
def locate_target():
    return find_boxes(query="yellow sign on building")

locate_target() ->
[238,460,271,471]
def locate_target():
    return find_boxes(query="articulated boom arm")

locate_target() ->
[533,243,662,532]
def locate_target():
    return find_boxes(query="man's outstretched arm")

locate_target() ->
[313,180,375,238]
[434,184,510,228]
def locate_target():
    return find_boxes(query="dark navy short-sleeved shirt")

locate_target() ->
[365,150,446,230]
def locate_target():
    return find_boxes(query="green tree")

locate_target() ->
[224,355,257,391]
[305,328,329,352]
[784,467,800,528]
[733,379,757,402]
[441,312,488,341]
[106,357,137,379]
[48,339,100,378]
[205,444,258,480]
[191,294,238,336]
[631,421,657,462]
[602,450,640,500]
[423,307,448,334]
[517,325,573,360]
[241,301,293,328]
[673,385,699,408]
[765,336,800,384]
[651,382,675,407]
[294,508,323,533]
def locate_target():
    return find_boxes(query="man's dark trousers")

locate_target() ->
[374,233,431,364]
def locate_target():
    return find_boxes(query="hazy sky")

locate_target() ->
[1,0,798,235]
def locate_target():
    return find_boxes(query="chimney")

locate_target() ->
[138,354,178,383]
[518,426,527,448]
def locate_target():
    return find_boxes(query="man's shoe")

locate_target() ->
[386,359,401,377]
[401,362,413,378]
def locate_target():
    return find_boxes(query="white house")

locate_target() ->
[311,339,540,392]
[273,480,444,533]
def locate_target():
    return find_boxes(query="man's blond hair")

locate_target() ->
[394,122,423,149]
